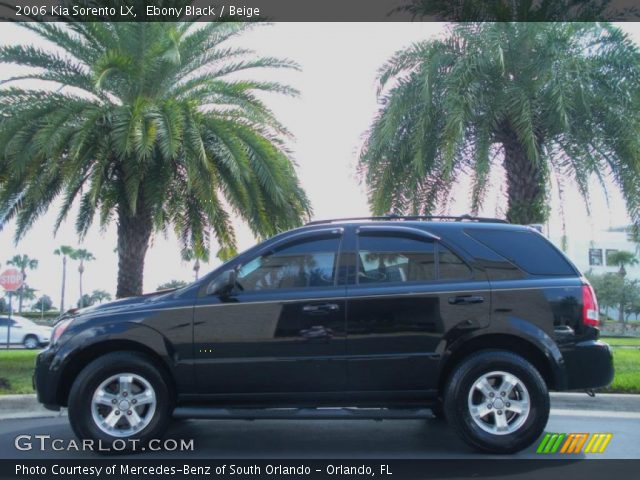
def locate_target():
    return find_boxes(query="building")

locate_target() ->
[549,225,639,280]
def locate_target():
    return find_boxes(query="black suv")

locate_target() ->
[34,216,614,454]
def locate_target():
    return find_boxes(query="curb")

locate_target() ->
[0,394,66,420]
[0,392,637,420]
[550,392,640,413]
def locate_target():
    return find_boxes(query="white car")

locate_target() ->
[0,315,52,349]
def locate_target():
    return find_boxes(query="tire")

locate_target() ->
[23,335,39,349]
[443,350,549,454]
[68,352,172,452]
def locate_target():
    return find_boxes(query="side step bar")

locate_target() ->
[173,407,434,420]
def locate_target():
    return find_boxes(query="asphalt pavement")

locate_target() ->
[1,408,638,459]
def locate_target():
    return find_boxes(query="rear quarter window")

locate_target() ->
[465,228,576,276]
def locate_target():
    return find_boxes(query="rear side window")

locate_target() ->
[466,229,576,276]
[439,243,472,280]
[357,234,471,284]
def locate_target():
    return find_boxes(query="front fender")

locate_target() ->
[53,322,174,372]
[37,321,192,407]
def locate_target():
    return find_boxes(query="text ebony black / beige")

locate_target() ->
[35,216,614,454]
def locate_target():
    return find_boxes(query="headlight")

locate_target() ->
[51,318,74,346]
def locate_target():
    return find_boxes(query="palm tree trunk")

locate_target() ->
[116,204,153,298]
[79,266,83,308]
[618,301,625,329]
[18,270,25,313]
[501,131,546,225]
[60,257,66,312]
[18,287,23,313]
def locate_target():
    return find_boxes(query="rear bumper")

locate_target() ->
[561,340,614,390]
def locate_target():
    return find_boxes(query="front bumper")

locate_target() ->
[562,340,614,390]
[33,348,61,411]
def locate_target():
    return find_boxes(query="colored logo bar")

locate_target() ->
[537,433,612,454]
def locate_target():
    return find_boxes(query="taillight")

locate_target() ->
[582,284,599,326]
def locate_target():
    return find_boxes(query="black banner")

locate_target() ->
[0,0,639,22]
[2,459,640,480]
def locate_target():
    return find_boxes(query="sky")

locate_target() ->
[0,22,638,310]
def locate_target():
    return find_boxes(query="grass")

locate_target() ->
[605,348,640,394]
[0,350,37,395]
[601,336,640,347]
[0,345,639,396]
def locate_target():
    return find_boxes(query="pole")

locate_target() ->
[6,291,12,349]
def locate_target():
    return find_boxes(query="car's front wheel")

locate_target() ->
[444,350,550,454]
[68,352,172,451]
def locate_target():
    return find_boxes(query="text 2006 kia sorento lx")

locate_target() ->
[35,216,614,454]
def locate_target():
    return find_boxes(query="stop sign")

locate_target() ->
[0,268,24,292]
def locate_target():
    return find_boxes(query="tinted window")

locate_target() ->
[237,236,340,291]
[358,235,436,284]
[439,244,472,280]
[357,234,472,284]
[466,229,576,276]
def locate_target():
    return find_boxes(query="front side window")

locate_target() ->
[236,236,340,291]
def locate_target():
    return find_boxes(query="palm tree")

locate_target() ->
[20,284,37,306]
[72,249,95,308]
[607,250,639,325]
[0,20,311,298]
[359,23,640,226]
[181,248,203,281]
[395,0,617,21]
[157,280,188,291]
[77,294,94,309]
[90,289,112,304]
[53,245,75,313]
[6,254,38,313]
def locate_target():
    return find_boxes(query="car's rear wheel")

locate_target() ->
[444,350,549,454]
[68,352,172,452]
[23,335,39,349]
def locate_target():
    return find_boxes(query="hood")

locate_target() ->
[64,289,179,318]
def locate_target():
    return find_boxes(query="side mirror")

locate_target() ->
[206,269,237,296]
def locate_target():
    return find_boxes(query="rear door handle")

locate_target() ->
[448,295,484,305]
[302,303,340,314]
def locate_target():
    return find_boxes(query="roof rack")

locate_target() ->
[305,214,509,226]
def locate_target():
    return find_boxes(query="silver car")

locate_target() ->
[0,315,52,349]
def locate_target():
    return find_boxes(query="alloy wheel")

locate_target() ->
[467,370,531,435]
[91,373,157,438]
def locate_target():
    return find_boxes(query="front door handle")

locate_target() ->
[448,295,484,305]
[302,303,340,314]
